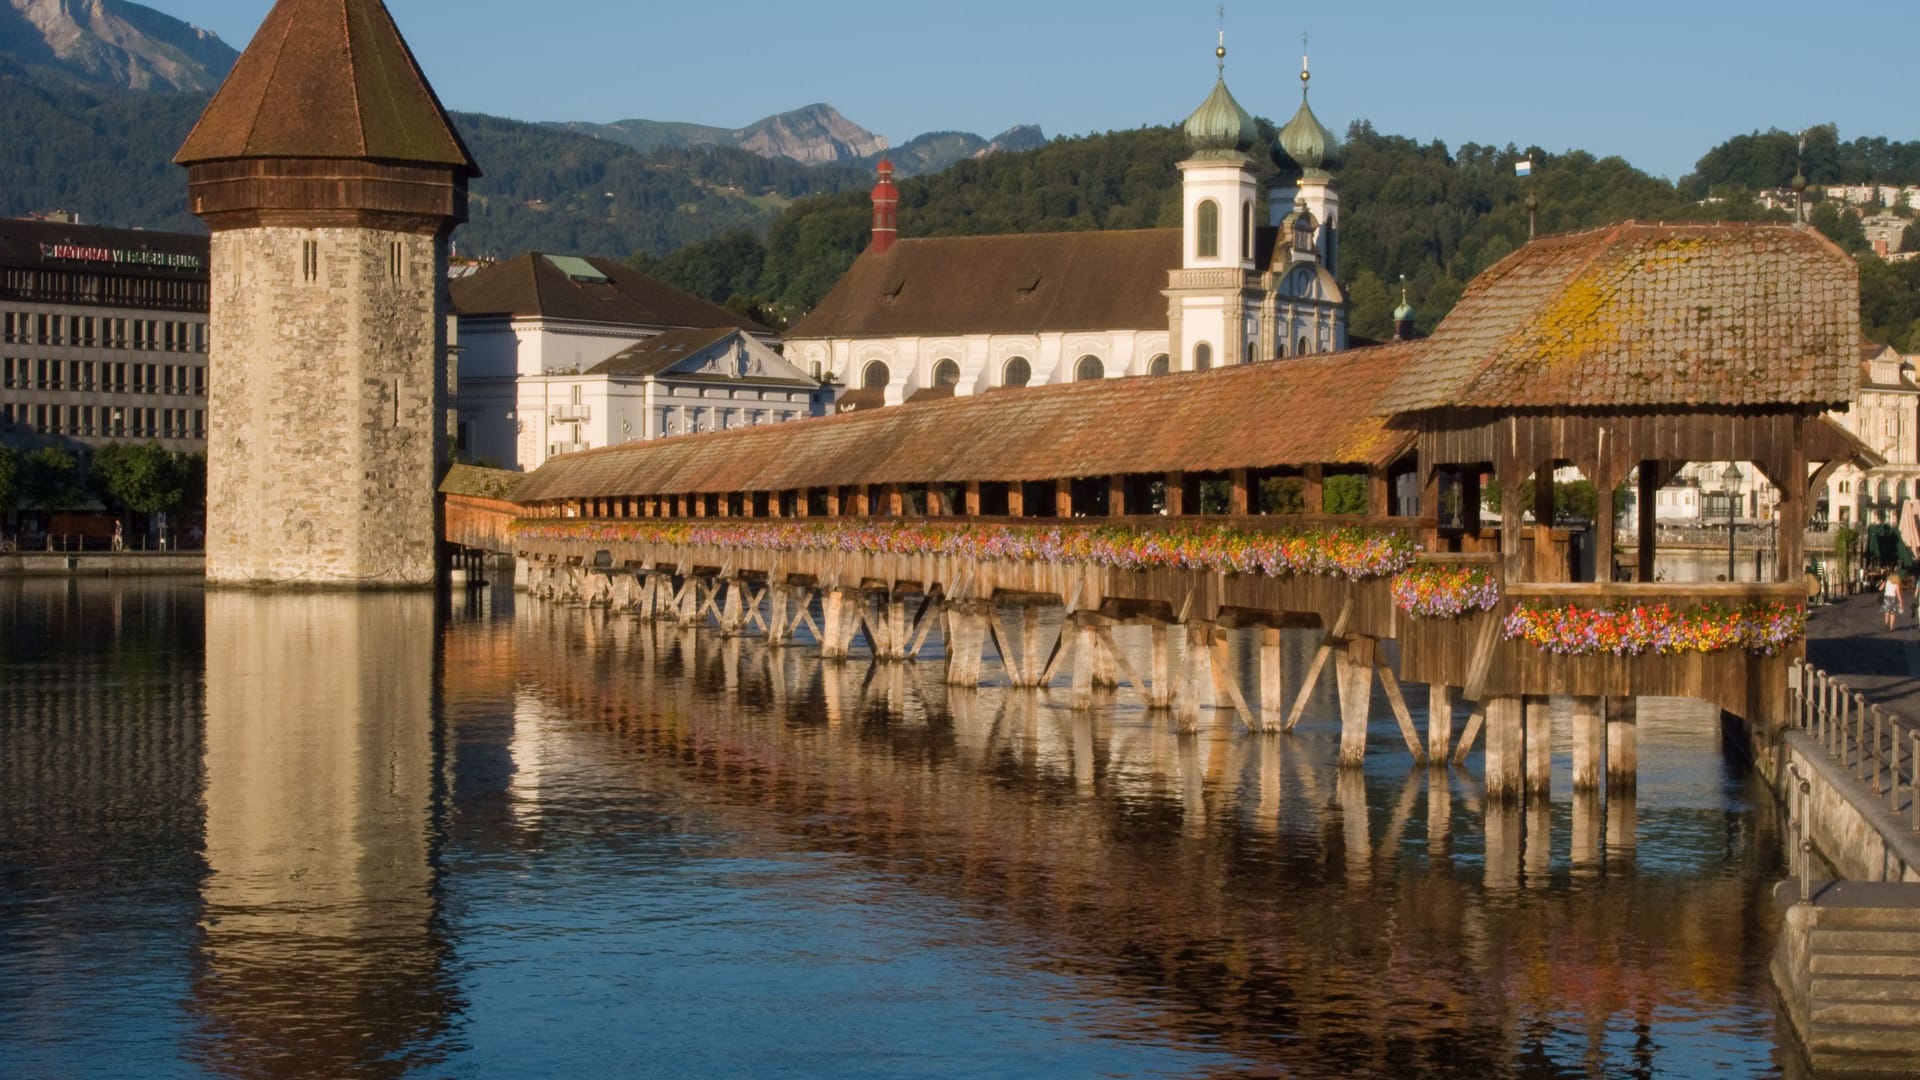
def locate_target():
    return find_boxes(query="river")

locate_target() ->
[0,578,1810,1077]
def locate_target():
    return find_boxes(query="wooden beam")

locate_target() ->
[1007,482,1025,518]
[1108,474,1127,517]
[1164,472,1184,516]
[964,481,981,516]
[1055,478,1073,519]
[1368,466,1391,517]
[1302,465,1324,515]
[1452,702,1488,765]
[1207,627,1257,731]
[1637,460,1657,583]
[1375,655,1427,762]
[1228,469,1250,516]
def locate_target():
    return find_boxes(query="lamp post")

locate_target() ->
[1721,462,1743,582]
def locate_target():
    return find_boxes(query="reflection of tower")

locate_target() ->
[174,0,480,587]
[196,592,448,1074]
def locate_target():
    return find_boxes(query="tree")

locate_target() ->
[90,441,184,517]
[1323,473,1369,515]
[0,444,16,509]
[18,447,85,510]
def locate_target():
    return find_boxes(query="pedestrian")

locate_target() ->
[1884,570,1905,631]
[112,521,124,553]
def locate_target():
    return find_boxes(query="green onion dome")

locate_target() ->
[1184,77,1258,162]
[1273,70,1341,177]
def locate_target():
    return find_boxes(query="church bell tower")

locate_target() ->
[1166,30,1262,371]
[175,0,480,588]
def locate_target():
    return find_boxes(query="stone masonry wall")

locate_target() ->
[207,227,447,587]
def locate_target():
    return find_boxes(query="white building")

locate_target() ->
[783,45,1352,408]
[1820,342,1920,527]
[514,327,829,462]
[450,253,783,469]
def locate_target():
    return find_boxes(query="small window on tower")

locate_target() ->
[302,240,319,284]
[389,241,404,283]
[1197,200,1220,259]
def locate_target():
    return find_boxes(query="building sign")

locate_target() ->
[39,243,204,272]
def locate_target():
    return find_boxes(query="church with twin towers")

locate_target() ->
[785,35,1356,409]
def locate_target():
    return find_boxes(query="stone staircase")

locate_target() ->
[1775,881,1920,1073]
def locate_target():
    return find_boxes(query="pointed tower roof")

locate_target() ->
[1182,31,1256,163]
[175,0,477,175]
[1273,53,1340,178]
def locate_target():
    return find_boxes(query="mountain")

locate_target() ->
[0,0,234,91]
[549,103,1046,175]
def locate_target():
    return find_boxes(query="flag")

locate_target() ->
[1515,159,1533,178]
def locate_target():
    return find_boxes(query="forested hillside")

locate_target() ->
[640,119,1801,338]
[0,70,870,257]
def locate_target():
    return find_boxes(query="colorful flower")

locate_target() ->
[1392,563,1501,618]
[1500,601,1806,657]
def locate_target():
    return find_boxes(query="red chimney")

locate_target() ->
[870,159,899,255]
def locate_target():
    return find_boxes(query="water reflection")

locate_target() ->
[0,583,1808,1077]
[194,591,451,1077]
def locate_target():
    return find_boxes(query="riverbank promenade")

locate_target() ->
[1808,592,1920,719]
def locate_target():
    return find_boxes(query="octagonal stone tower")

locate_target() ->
[175,0,479,587]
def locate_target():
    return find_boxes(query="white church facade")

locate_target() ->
[785,45,1353,408]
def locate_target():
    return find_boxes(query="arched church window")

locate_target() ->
[1003,356,1031,387]
[809,360,822,380]
[1242,200,1253,260]
[1194,343,1212,371]
[1197,200,1219,259]
[1148,354,1170,377]
[933,359,960,387]
[1298,336,1311,357]
[1075,355,1104,382]
[862,360,889,389]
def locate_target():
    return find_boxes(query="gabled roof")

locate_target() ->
[174,0,478,174]
[1379,222,1860,413]
[450,254,768,333]
[586,327,818,388]
[510,346,1418,501]
[787,229,1181,340]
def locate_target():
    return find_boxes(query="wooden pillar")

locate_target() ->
[795,489,810,518]
[964,481,981,516]
[1335,635,1375,767]
[1428,684,1456,762]
[1594,481,1617,582]
[1228,468,1250,516]
[1177,622,1212,732]
[1524,695,1552,799]
[766,584,791,646]
[1500,464,1526,581]
[1606,696,1638,791]
[1164,472,1184,516]
[1571,696,1605,791]
[1777,427,1808,583]
[1258,627,1284,733]
[1109,474,1127,517]
[1055,478,1072,518]
[1637,461,1657,583]
[1070,617,1098,710]
[1484,697,1525,801]
[677,576,704,626]
[694,494,708,518]
[819,589,856,661]
[925,484,944,517]
[1571,790,1603,877]
[1302,465,1324,515]
[1149,625,1173,709]
[1007,482,1025,518]
[945,602,989,686]
[1020,606,1042,686]
[853,487,871,516]
[1368,466,1391,518]
[1531,460,1557,581]
[718,578,746,637]
[883,484,903,517]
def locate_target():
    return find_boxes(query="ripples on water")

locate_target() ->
[0,578,1810,1077]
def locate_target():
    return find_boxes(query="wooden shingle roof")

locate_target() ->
[174,0,477,174]
[786,229,1181,340]
[510,346,1418,501]
[1379,222,1860,413]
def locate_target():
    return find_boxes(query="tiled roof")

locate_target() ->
[588,327,737,378]
[1379,222,1860,413]
[175,0,478,174]
[510,346,1417,501]
[786,229,1181,340]
[450,254,768,333]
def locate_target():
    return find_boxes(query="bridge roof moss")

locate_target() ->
[510,345,1418,501]
[1379,222,1860,414]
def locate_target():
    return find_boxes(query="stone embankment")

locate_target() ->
[0,552,204,577]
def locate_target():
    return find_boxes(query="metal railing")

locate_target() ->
[1791,659,1920,832]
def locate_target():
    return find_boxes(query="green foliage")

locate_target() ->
[1323,473,1368,515]
[1810,201,1872,257]
[1260,476,1304,514]
[89,441,184,514]
[1681,124,1920,196]
[0,443,15,509]
[1858,256,1920,352]
[1483,477,1628,524]
[18,447,85,510]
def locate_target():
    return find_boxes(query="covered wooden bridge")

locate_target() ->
[448,222,1878,799]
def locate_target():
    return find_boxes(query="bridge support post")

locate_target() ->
[677,576,704,627]
[1428,684,1456,762]
[820,588,859,661]
[1572,696,1605,792]
[864,594,911,661]
[1525,695,1553,799]
[1071,616,1098,710]
[717,578,747,637]
[640,573,670,622]
[1606,697,1638,791]
[1089,628,1120,689]
[1335,636,1375,767]
[1148,625,1173,709]
[1258,628,1284,733]
[945,602,989,686]
[1485,696,1525,801]
[1176,623,1213,732]
[766,583,793,646]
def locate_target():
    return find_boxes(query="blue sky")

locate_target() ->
[159,1,1914,181]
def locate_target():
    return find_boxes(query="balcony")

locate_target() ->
[548,441,590,458]
[550,403,591,422]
